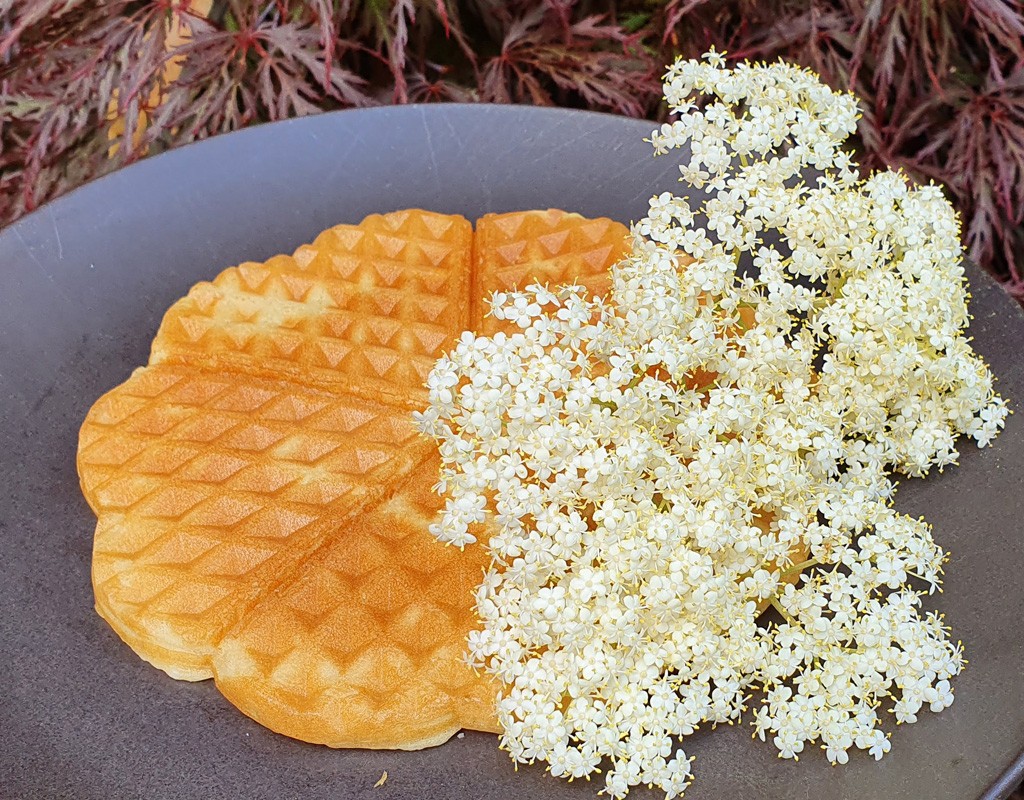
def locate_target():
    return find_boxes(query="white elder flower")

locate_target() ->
[416,54,1006,799]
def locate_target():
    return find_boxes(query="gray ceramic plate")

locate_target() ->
[1,106,1022,800]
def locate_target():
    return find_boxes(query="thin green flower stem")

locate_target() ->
[779,557,821,578]
[770,597,799,627]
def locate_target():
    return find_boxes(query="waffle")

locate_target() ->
[77,208,630,748]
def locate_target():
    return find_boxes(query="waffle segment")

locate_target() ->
[81,363,429,680]
[474,209,629,333]
[213,456,498,748]
[150,211,473,407]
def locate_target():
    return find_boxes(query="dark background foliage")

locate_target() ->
[2,0,1023,303]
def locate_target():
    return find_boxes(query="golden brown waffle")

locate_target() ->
[77,208,629,748]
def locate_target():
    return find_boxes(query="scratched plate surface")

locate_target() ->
[1,105,1023,800]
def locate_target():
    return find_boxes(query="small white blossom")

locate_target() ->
[417,54,1006,799]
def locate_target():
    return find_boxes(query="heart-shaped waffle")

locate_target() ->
[78,209,630,748]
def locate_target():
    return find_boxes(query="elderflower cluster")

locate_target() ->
[415,54,1007,798]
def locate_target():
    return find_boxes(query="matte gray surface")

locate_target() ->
[1,105,1022,800]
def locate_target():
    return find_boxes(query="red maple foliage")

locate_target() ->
[2,0,1023,299]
